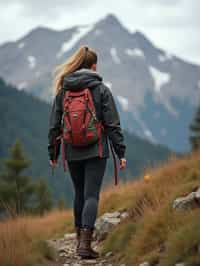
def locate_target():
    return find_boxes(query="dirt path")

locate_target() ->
[46,232,125,266]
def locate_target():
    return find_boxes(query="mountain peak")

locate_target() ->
[103,13,121,24]
[95,13,126,30]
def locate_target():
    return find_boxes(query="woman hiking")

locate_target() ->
[48,45,126,259]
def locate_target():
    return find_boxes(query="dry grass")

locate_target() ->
[0,151,200,266]
[0,209,74,266]
[160,210,200,266]
[100,151,200,266]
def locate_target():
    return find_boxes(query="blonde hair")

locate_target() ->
[53,45,97,95]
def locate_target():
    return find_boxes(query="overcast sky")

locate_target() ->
[0,0,200,64]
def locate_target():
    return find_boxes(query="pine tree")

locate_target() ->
[190,104,200,150]
[0,140,35,217]
[34,178,53,215]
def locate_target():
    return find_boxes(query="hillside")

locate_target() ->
[0,78,73,205]
[0,77,173,205]
[0,151,199,266]
[0,14,199,151]
[99,151,200,266]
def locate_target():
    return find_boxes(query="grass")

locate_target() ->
[0,209,74,266]
[100,151,200,266]
[160,210,200,266]
[0,151,200,266]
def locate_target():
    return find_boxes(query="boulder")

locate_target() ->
[64,233,76,240]
[139,262,150,266]
[94,210,129,241]
[173,187,200,211]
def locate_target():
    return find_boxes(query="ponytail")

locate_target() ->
[53,45,97,95]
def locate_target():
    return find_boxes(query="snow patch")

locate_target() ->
[149,66,171,92]
[57,25,94,58]
[104,81,112,91]
[125,48,145,58]
[159,52,173,62]
[144,129,154,139]
[110,47,121,64]
[18,42,25,49]
[18,82,27,90]
[131,111,157,143]
[27,56,36,69]
[163,99,179,118]
[117,95,129,111]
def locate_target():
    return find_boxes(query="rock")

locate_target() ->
[58,246,68,252]
[120,212,129,219]
[94,219,117,241]
[139,262,150,266]
[82,259,97,264]
[175,263,185,266]
[105,251,113,257]
[100,259,107,263]
[59,251,67,257]
[64,233,76,240]
[94,211,129,241]
[173,187,200,210]
[104,211,121,218]
[47,211,131,265]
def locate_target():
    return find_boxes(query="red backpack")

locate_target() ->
[54,88,118,185]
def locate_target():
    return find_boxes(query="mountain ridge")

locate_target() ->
[0,13,199,151]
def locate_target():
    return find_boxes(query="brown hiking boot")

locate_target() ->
[77,227,99,259]
[75,226,81,252]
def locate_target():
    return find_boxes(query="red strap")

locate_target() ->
[109,142,118,186]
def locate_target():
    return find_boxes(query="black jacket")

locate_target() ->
[48,68,126,161]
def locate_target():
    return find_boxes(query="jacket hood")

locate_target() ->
[63,68,103,90]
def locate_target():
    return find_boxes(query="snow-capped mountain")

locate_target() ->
[0,14,200,151]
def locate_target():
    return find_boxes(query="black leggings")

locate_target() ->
[67,157,107,230]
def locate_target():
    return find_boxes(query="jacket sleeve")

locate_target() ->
[101,85,126,159]
[48,89,64,161]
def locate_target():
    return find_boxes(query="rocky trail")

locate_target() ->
[45,210,129,266]
[47,232,117,266]
[44,187,200,266]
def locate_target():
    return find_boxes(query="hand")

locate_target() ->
[120,158,126,170]
[49,160,57,167]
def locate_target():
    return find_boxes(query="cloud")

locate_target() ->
[0,0,96,18]
[0,0,199,64]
